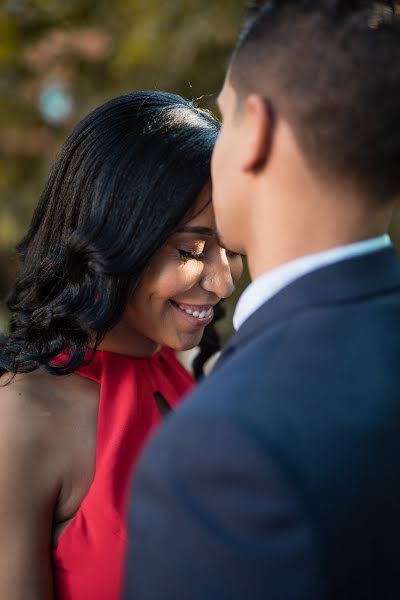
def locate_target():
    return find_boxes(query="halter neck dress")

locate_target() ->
[52,347,194,600]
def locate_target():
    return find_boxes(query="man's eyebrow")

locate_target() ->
[176,226,216,237]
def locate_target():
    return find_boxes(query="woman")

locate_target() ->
[0,91,242,600]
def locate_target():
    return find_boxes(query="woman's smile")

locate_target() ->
[169,300,215,328]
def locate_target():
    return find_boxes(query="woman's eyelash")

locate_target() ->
[178,249,205,261]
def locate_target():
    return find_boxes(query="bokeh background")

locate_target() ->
[0,0,399,334]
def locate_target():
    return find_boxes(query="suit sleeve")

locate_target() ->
[123,413,324,600]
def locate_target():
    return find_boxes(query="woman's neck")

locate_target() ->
[98,321,160,359]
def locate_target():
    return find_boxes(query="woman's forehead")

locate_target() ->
[178,179,214,230]
[186,200,215,228]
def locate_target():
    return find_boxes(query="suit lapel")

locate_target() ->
[219,247,400,366]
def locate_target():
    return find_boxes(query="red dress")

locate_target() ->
[52,348,194,600]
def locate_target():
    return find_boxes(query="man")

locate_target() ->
[124,2,400,598]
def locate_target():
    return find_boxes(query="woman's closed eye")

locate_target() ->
[177,239,206,261]
[178,249,205,261]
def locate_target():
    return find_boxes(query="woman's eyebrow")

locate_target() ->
[176,226,216,237]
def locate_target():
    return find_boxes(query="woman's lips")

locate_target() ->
[170,301,214,327]
[175,302,213,319]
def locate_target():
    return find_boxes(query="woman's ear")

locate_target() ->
[241,94,274,173]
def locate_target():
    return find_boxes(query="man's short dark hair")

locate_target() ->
[230,1,400,201]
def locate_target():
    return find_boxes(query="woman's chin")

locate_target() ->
[169,331,204,352]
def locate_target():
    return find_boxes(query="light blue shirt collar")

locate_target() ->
[233,234,392,331]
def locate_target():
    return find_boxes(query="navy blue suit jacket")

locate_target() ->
[124,247,400,600]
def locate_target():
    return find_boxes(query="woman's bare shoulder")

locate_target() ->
[0,371,71,492]
[0,371,60,440]
[0,368,100,527]
[0,371,83,599]
[0,368,99,416]
[0,369,99,476]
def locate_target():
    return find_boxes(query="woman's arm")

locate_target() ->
[0,384,60,600]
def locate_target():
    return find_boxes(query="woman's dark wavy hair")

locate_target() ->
[0,91,222,378]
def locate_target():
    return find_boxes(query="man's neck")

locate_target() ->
[247,228,391,280]
[246,191,395,280]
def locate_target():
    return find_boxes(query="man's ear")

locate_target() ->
[241,94,274,173]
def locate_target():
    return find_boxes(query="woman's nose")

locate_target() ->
[201,252,235,299]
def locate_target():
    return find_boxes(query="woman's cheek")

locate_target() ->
[181,260,205,285]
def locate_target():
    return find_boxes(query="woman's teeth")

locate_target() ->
[177,304,213,320]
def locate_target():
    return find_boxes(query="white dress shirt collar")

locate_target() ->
[233,234,392,331]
